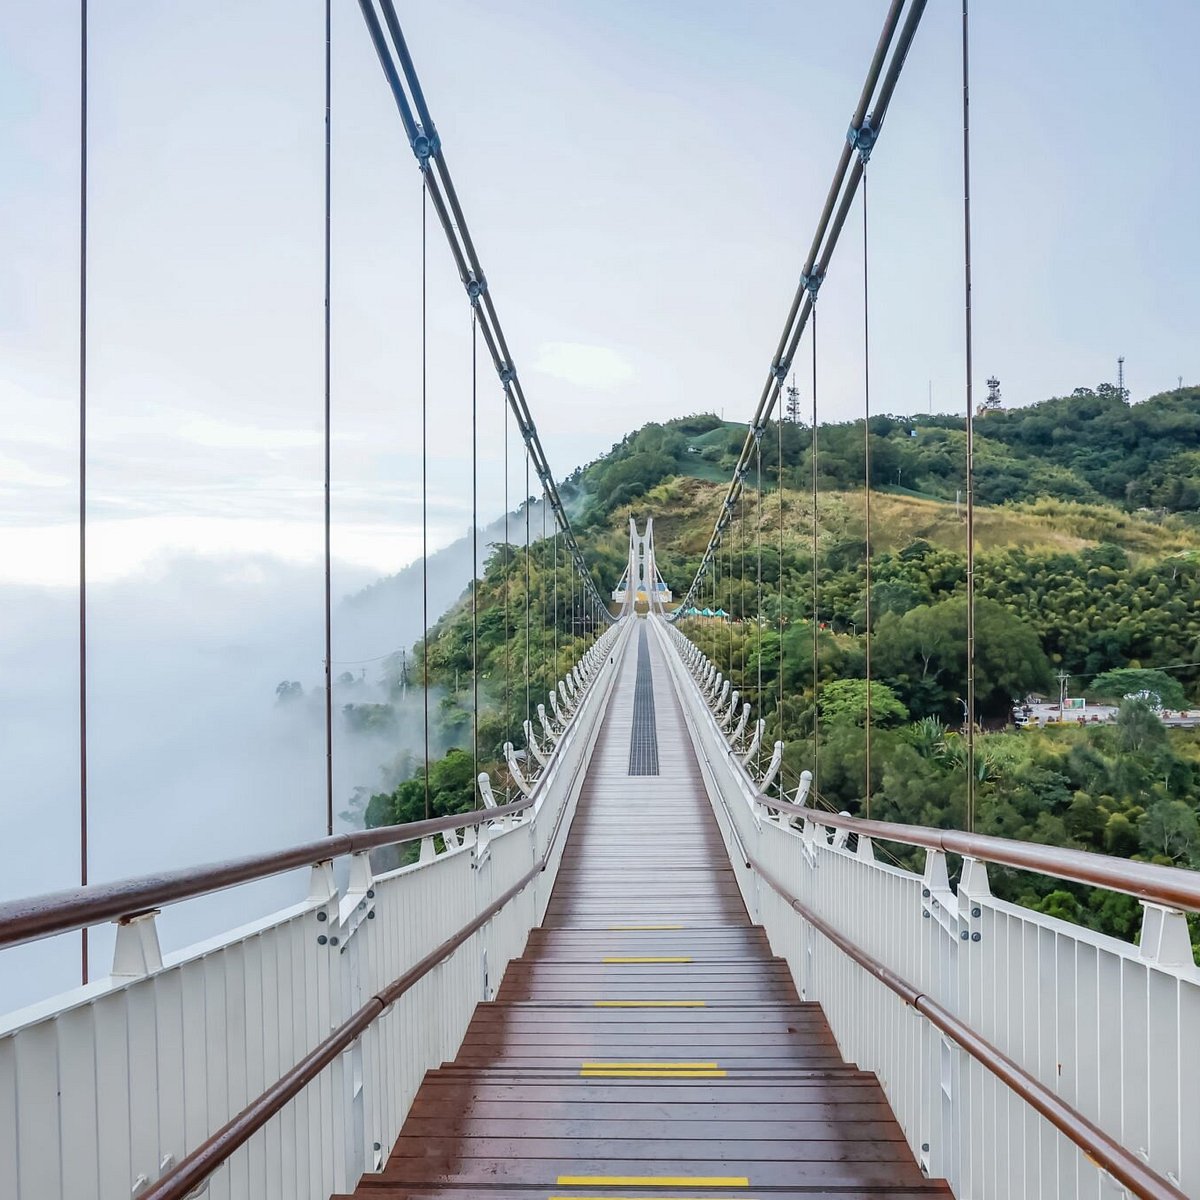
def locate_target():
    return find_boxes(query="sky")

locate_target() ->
[1,2,1199,1010]
[1,0,1197,587]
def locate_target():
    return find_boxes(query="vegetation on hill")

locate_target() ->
[354,385,1200,945]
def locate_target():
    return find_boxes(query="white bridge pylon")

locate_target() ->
[612,516,672,613]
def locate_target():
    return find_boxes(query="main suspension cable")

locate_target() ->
[862,169,874,819]
[357,0,612,621]
[78,0,90,986]
[322,0,334,837]
[962,0,977,832]
[676,0,928,613]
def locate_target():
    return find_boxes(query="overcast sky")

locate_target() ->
[2,0,1198,588]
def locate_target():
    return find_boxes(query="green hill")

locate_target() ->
[357,385,1200,948]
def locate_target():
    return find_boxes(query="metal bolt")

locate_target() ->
[931,898,940,909]
[971,906,981,918]
[366,888,375,899]
[329,936,340,947]
[922,887,930,898]
[960,930,969,941]
[357,900,366,912]
[971,932,981,942]
[367,910,376,920]
[922,910,930,919]
[317,935,328,946]
[373,1143,381,1152]
[922,1143,930,1153]
[316,910,327,922]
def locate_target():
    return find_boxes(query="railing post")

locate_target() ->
[110,910,164,979]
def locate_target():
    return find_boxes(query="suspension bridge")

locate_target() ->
[2,3,1198,1200]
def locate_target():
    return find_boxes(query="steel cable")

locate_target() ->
[962,0,977,832]
[471,304,479,805]
[676,0,928,612]
[811,304,820,792]
[862,170,874,819]
[322,0,334,838]
[78,0,90,985]
[420,175,430,820]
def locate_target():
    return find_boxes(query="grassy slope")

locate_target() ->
[616,474,1200,571]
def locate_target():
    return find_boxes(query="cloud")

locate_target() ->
[531,341,634,391]
[175,415,323,451]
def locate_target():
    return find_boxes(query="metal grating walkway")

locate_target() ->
[627,623,660,775]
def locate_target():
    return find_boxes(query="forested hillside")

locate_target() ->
[356,386,1200,946]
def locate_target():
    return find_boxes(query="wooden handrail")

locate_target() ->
[0,801,533,951]
[749,850,1187,1200]
[758,793,1200,913]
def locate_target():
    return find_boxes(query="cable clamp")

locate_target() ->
[771,359,792,383]
[802,270,824,300]
[847,115,878,164]
[498,363,516,386]
[751,423,765,443]
[466,272,488,303]
[411,124,441,167]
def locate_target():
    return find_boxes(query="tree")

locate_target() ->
[1115,698,1166,754]
[1090,668,1187,711]
[820,679,908,727]
[874,596,1052,721]
[1138,800,1200,863]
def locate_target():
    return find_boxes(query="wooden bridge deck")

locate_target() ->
[341,622,950,1199]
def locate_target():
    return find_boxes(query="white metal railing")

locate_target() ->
[0,618,629,1200]
[652,615,1199,1200]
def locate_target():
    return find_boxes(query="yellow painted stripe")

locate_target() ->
[593,1000,706,1008]
[608,924,685,930]
[603,955,693,963]
[581,1061,718,1069]
[580,1069,727,1078]
[557,1177,749,1188]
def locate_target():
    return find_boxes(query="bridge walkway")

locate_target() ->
[340,621,949,1198]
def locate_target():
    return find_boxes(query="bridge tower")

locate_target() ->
[612,516,672,612]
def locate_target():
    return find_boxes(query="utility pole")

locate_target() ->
[1117,356,1126,401]
[1056,669,1070,721]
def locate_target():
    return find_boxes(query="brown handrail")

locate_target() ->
[0,800,533,952]
[140,857,544,1200]
[748,850,1186,1200]
[758,793,1200,913]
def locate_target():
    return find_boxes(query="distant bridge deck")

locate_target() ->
[339,622,949,1198]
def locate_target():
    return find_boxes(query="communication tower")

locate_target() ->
[785,373,800,423]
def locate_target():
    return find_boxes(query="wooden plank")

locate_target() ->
[341,628,948,1198]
